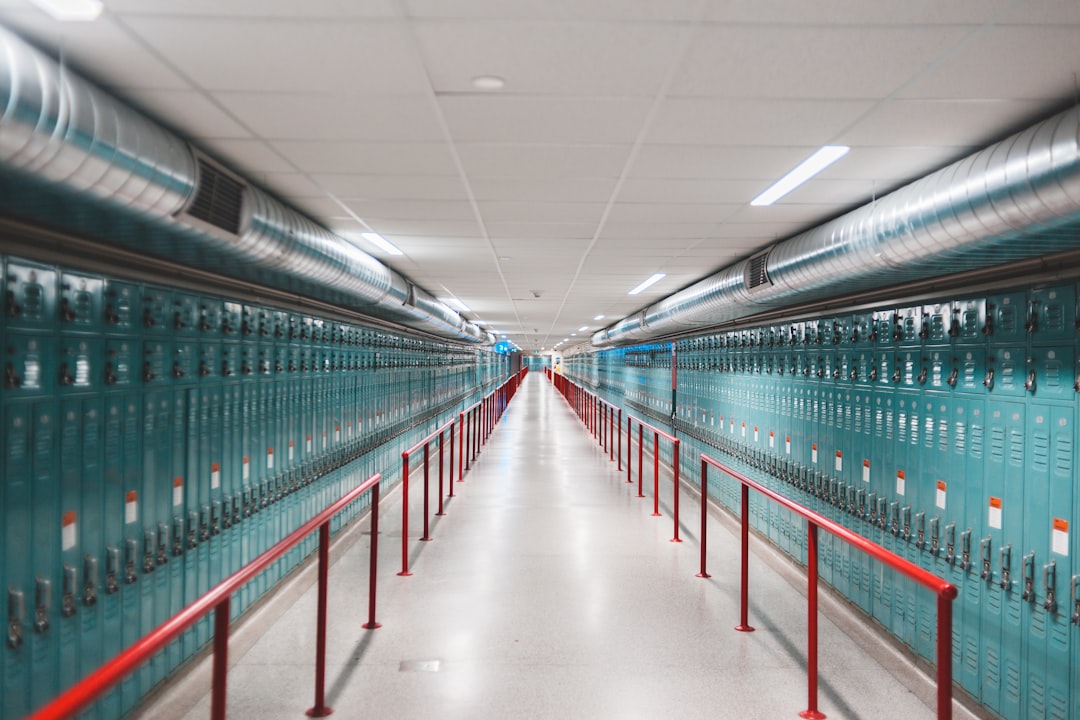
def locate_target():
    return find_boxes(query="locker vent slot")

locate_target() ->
[1054,435,1072,475]
[989,426,1005,463]
[969,422,984,458]
[183,157,247,236]
[1032,430,1049,472]
[745,249,771,290]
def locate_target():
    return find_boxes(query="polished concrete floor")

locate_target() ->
[137,373,979,720]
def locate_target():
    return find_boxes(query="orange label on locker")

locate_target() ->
[937,480,946,491]
[990,497,1002,509]
[125,490,137,503]
[173,477,183,506]
[897,470,905,480]
[62,511,77,551]
[211,462,220,472]
[62,511,76,527]
[1054,518,1069,532]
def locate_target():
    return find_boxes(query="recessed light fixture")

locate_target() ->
[578,326,590,332]
[750,145,850,207]
[628,273,666,296]
[593,315,605,321]
[359,232,403,256]
[472,75,506,90]
[28,0,103,21]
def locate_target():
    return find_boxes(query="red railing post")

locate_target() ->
[306,523,332,717]
[457,412,464,483]
[697,459,710,578]
[436,431,446,516]
[937,593,954,720]
[637,424,644,498]
[671,440,681,542]
[609,407,615,462]
[652,431,661,517]
[421,443,431,541]
[398,453,411,576]
[735,483,754,632]
[801,523,824,720]
[464,410,471,472]
[211,597,230,720]
[474,406,480,458]
[363,484,381,630]
[626,415,632,483]
[617,409,622,471]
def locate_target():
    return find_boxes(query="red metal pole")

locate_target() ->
[421,444,431,541]
[437,431,446,516]
[626,416,632,483]
[617,409,622,471]
[210,598,230,720]
[363,484,381,630]
[937,594,954,720]
[652,432,661,516]
[398,454,411,576]
[306,523,333,717]
[457,412,464,483]
[464,411,471,472]
[474,406,480,458]
[637,424,644,498]
[671,440,682,542]
[609,408,615,462]
[697,460,710,578]
[800,523,825,720]
[735,483,754,632]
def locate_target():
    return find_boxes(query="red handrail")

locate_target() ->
[698,453,958,720]
[398,420,456,576]
[31,472,384,720]
[625,413,681,542]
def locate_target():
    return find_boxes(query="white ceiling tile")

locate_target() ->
[898,26,1080,101]
[124,17,429,94]
[257,173,326,199]
[414,20,684,96]
[725,204,846,225]
[704,0,1016,24]
[1002,0,1080,24]
[109,0,397,16]
[774,179,879,206]
[485,222,597,239]
[708,222,806,240]
[600,222,718,239]
[272,141,458,175]
[477,201,605,223]
[629,144,819,180]
[469,177,618,202]
[617,178,765,204]
[336,199,477,221]
[439,96,653,143]
[362,219,482,237]
[311,175,469,200]
[648,98,875,146]
[200,139,296,173]
[214,93,444,141]
[125,89,250,138]
[0,11,188,89]
[605,203,742,224]
[405,0,704,21]
[839,99,1055,148]
[672,25,970,99]
[457,144,632,178]
[816,146,975,182]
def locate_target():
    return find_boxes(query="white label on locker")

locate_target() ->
[242,456,250,481]
[347,422,352,438]
[323,431,327,449]
[834,451,842,473]
[811,444,818,464]
[288,441,295,462]
[306,434,312,452]
[173,477,183,506]
[936,480,947,509]
[786,436,791,454]
[988,497,1003,530]
[211,463,221,490]
[729,420,734,434]
[61,511,77,551]
[741,423,747,438]
[125,491,138,524]
[754,426,759,442]
[267,447,274,470]
[1052,518,1069,556]
[862,460,870,483]
[769,431,775,449]
[896,470,906,496]
[335,425,341,442]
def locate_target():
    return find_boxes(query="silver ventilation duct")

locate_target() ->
[595,107,1080,347]
[0,24,490,345]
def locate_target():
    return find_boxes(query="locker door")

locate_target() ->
[3,400,33,719]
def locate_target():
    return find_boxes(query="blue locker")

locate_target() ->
[30,400,61,712]
[77,396,105,694]
[98,394,125,720]
[58,400,84,696]
[3,400,33,719]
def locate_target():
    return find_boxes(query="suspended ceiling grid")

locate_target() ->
[0,0,1078,351]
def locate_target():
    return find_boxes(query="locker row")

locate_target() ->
[1,254,510,720]
[562,281,1080,720]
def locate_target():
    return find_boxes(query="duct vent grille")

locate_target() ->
[746,250,771,290]
[185,156,246,236]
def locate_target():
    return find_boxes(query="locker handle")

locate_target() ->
[929,516,940,555]
[891,367,901,384]
[948,317,960,337]
[982,310,994,336]
[979,536,992,580]
[59,361,74,386]
[946,368,958,387]
[1021,552,1035,602]
[5,362,21,389]
[916,367,928,385]
[998,545,1011,591]
[142,529,156,574]
[83,555,98,607]
[1024,369,1036,393]
[1025,304,1038,334]
[889,501,900,536]
[918,321,929,340]
[34,577,51,634]
[983,368,994,390]
[172,517,185,557]
[7,589,24,649]
[849,367,858,381]
[1071,575,1080,625]
[156,523,169,567]
[958,528,971,570]
[1043,561,1057,614]
[187,511,199,549]
[124,538,138,585]
[869,366,878,382]
[914,511,925,549]
[901,506,911,542]
[200,506,211,542]
[106,546,120,594]
[62,565,77,618]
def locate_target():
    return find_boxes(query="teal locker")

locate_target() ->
[98,394,125,720]
[141,289,169,335]
[1029,285,1074,343]
[3,400,33,719]
[76,396,105,692]
[30,400,61,712]
[58,400,85,696]
[142,391,172,690]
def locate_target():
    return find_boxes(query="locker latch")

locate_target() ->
[889,502,900,536]
[34,577,51,634]
[7,589,24,649]
[187,510,199,549]
[916,366,928,385]
[1024,369,1036,393]
[901,506,912,542]
[983,368,994,391]
[869,365,878,382]
[979,536,992,581]
[946,367,958,388]
[59,361,74,386]
[849,366,858,381]
[891,366,901,384]
[1021,552,1035,602]
[142,529,156,574]
[877,497,889,530]
[124,538,138,585]
[929,516,940,555]
[892,315,903,342]
[982,307,994,336]
[62,565,77,618]
[200,506,211,542]
[5,362,21,389]
[231,494,241,527]
[958,528,970,570]
[1024,302,1039,334]
[998,544,1012,592]
[1071,575,1080,625]
[83,555,98,607]
[1043,561,1057,614]
[211,501,221,536]
[856,489,866,520]
[918,320,929,340]
[172,517,185,557]
[105,546,120,594]
[914,512,925,550]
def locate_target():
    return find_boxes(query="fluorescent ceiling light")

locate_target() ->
[578,326,589,332]
[593,315,605,321]
[28,0,103,21]
[359,232,403,256]
[750,145,850,207]
[628,273,666,296]
[441,297,471,313]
